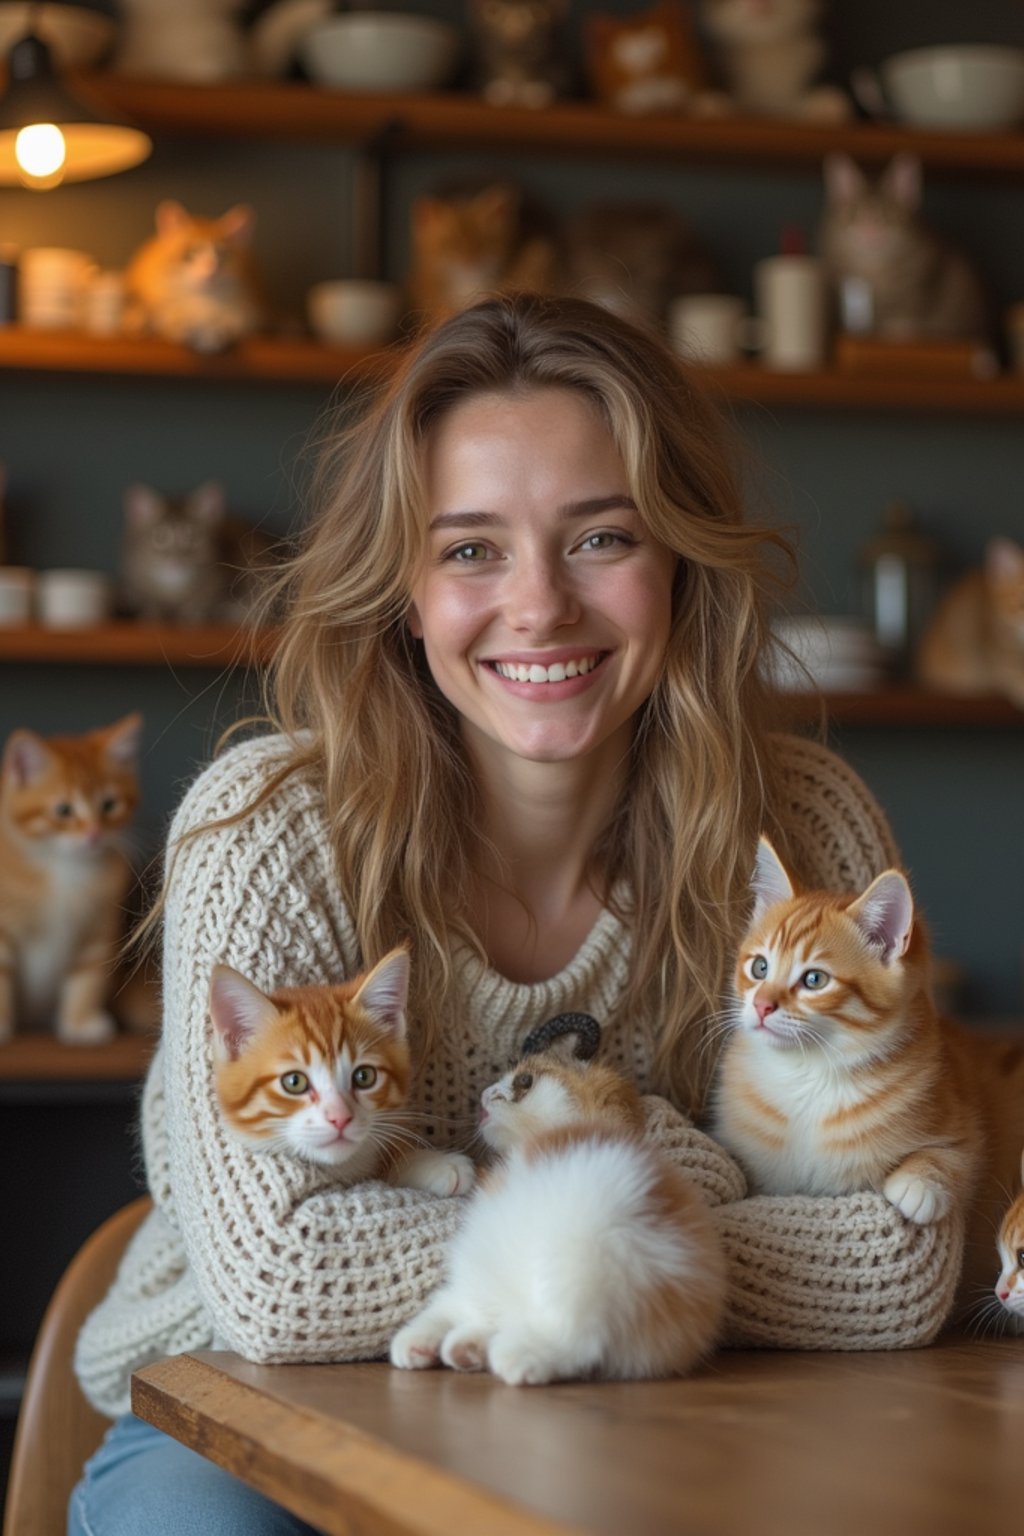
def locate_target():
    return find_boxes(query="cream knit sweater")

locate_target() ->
[75,733,963,1417]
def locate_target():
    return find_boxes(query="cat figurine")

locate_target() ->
[819,155,988,341]
[407,183,558,326]
[0,715,142,1045]
[697,0,850,121]
[585,0,709,115]
[993,1154,1024,1332]
[712,838,984,1226]
[124,201,265,353]
[119,480,275,626]
[916,538,1024,707]
[209,947,475,1196]
[390,1048,725,1385]
[562,203,718,329]
[116,0,249,82]
[468,0,569,108]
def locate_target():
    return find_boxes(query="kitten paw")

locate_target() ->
[390,1320,444,1371]
[440,1327,489,1372]
[487,1332,559,1387]
[399,1149,476,1198]
[57,1011,117,1046]
[883,1171,950,1225]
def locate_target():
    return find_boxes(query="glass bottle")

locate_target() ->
[859,501,941,679]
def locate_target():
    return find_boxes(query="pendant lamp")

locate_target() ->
[0,27,151,188]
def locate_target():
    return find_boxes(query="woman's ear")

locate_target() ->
[407,603,423,640]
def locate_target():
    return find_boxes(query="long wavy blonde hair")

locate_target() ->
[198,294,796,1114]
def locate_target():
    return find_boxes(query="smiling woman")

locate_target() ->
[70,295,962,1536]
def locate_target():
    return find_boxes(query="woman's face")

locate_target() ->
[408,388,676,775]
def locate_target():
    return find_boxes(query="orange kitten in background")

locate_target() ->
[125,200,264,353]
[712,838,983,1226]
[917,537,1024,707]
[391,1048,724,1385]
[994,1157,1024,1332]
[210,947,475,1195]
[0,716,142,1044]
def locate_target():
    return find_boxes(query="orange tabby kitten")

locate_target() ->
[0,715,142,1044]
[586,0,709,114]
[994,1154,1024,1331]
[210,947,475,1194]
[712,838,983,1225]
[125,200,264,353]
[917,537,1024,706]
[406,183,558,326]
[392,1049,724,1384]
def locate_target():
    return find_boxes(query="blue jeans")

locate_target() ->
[68,1413,323,1536]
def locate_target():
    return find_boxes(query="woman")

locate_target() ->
[70,295,961,1533]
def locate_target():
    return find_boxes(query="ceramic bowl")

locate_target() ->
[0,2,117,74]
[881,45,1024,131]
[307,279,403,345]
[299,12,460,92]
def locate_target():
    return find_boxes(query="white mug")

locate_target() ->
[669,294,751,366]
[19,247,94,330]
[753,255,828,371]
[36,568,112,628]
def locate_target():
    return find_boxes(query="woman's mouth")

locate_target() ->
[486,652,608,684]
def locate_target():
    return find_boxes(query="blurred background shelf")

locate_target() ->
[784,689,1023,727]
[0,622,276,666]
[0,1034,154,1082]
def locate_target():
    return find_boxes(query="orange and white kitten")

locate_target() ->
[0,715,142,1044]
[712,838,982,1225]
[391,1051,725,1385]
[210,948,474,1196]
[917,537,1024,707]
[994,1153,1024,1332]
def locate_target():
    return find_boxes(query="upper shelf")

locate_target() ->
[3,328,1024,414]
[74,75,1024,175]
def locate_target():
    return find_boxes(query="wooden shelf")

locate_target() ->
[788,689,1024,727]
[3,329,1024,413]
[0,621,277,666]
[0,1033,154,1082]
[73,74,1024,175]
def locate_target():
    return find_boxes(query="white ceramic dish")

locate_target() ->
[300,12,460,92]
[307,279,402,344]
[880,45,1024,131]
[0,2,117,73]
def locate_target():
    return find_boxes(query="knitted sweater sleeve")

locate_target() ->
[158,738,464,1365]
[712,734,963,1349]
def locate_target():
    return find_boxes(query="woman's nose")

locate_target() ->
[506,554,580,635]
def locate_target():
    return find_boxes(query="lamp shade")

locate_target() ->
[0,32,151,185]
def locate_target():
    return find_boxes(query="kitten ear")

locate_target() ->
[220,204,255,249]
[186,480,227,528]
[155,199,190,236]
[103,713,143,767]
[351,947,410,1040]
[824,154,864,205]
[883,154,921,211]
[124,483,164,529]
[751,837,794,922]
[986,537,1024,582]
[209,965,279,1061]
[3,728,52,788]
[847,870,914,964]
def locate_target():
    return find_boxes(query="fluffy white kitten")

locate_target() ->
[391,1050,725,1385]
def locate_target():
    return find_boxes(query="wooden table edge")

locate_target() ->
[132,1352,577,1536]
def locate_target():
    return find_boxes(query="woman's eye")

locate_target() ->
[447,542,490,563]
[579,530,629,553]
[801,969,830,990]
[280,1071,309,1094]
[750,955,769,980]
[352,1065,378,1089]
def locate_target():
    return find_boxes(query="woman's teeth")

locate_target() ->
[493,656,601,683]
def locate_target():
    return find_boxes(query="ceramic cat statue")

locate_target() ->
[407,183,558,325]
[391,1048,725,1385]
[210,947,476,1195]
[698,0,850,121]
[0,715,142,1044]
[468,0,569,108]
[819,155,988,341]
[125,201,265,354]
[916,538,1024,706]
[585,0,711,115]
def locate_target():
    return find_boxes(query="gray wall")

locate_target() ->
[1,0,1023,1016]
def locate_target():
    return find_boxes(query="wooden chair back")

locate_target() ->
[3,1196,152,1536]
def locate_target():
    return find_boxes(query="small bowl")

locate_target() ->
[299,12,460,92]
[0,3,117,74]
[881,45,1024,131]
[307,279,402,345]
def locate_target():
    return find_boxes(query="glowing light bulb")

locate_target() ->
[15,123,67,188]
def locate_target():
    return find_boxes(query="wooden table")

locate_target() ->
[133,1339,1023,1536]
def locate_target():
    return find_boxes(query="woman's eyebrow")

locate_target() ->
[429,495,638,532]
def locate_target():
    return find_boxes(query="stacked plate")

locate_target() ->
[767,615,884,693]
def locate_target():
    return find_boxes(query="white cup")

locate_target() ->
[753,256,828,371]
[307,279,402,345]
[36,568,112,628]
[0,566,34,625]
[19,247,94,330]
[669,293,751,365]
